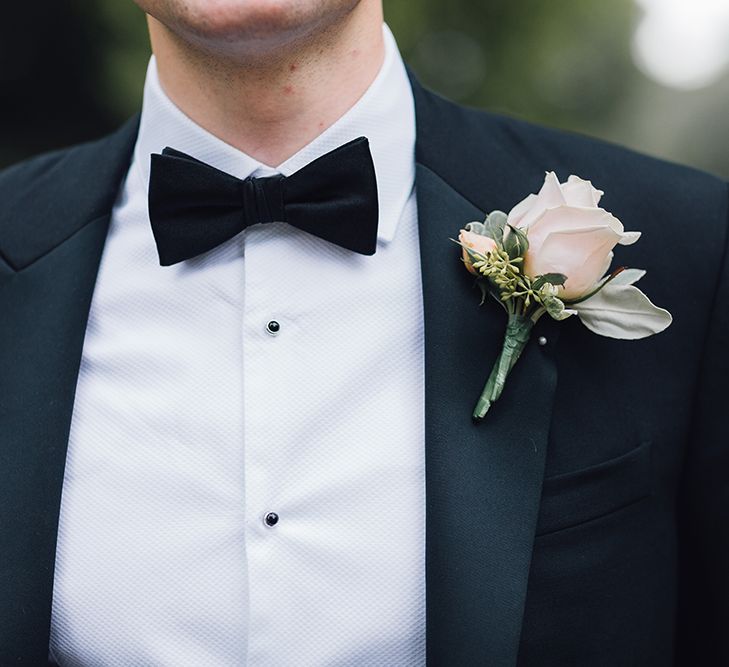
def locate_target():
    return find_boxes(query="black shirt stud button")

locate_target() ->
[266,320,281,336]
[264,512,279,527]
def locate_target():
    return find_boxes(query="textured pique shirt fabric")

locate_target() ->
[48,24,426,667]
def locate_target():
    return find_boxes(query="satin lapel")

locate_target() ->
[414,109,560,664]
[0,119,137,664]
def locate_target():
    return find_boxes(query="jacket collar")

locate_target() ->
[0,76,558,667]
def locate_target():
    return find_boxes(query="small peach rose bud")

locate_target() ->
[459,229,497,275]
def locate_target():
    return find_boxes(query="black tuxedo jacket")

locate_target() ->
[1,76,728,666]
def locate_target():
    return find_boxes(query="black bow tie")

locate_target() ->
[148,136,379,266]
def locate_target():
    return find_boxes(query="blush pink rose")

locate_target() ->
[459,229,497,275]
[508,172,641,300]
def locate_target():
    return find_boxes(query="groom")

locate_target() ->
[1,0,727,664]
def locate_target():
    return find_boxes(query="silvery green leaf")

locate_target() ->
[574,283,672,339]
[609,268,646,286]
[483,211,508,243]
[504,224,529,260]
[464,220,487,236]
[542,294,577,321]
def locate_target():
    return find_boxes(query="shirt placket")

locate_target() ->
[242,224,292,665]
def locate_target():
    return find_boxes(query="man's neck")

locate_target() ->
[148,2,385,167]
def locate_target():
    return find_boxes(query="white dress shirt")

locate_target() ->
[49,24,426,666]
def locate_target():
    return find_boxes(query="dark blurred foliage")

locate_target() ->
[0,1,148,166]
[1,1,728,178]
[388,0,636,135]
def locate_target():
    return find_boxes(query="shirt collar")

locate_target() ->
[134,23,415,244]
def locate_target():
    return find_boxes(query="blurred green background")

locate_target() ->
[2,0,728,178]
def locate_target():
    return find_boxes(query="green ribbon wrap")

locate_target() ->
[473,313,535,421]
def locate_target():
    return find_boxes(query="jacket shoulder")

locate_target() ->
[414,86,727,214]
[0,146,72,191]
[0,146,82,224]
[0,116,139,270]
[0,117,138,219]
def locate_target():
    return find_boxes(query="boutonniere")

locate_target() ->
[456,171,672,421]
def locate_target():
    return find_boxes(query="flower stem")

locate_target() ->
[472,314,535,421]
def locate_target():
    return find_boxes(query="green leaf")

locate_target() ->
[459,243,487,265]
[503,224,529,260]
[451,238,486,262]
[477,280,490,306]
[483,211,508,243]
[473,277,508,311]
[542,294,576,321]
[532,273,568,291]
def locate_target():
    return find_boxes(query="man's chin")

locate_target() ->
[138,0,361,57]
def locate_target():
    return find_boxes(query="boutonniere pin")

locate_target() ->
[456,172,672,421]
